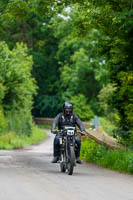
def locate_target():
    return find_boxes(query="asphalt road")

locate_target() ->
[0,129,133,200]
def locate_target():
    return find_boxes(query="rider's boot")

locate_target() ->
[51,156,59,163]
[76,157,82,164]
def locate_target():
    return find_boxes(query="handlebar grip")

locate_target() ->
[77,130,86,136]
[52,130,63,135]
[52,130,58,134]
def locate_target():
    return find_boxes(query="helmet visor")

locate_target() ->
[64,108,72,116]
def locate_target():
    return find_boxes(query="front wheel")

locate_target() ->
[67,146,74,175]
[60,152,66,173]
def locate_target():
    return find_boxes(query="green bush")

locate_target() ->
[0,41,37,136]
[81,137,133,174]
[6,111,32,136]
[111,71,133,144]
[98,84,117,121]
[0,107,8,135]
[0,126,47,150]
[99,117,116,136]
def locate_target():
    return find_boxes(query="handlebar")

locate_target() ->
[51,129,62,134]
[52,129,86,136]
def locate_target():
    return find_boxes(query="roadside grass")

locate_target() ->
[37,124,51,129]
[81,137,133,174]
[0,125,47,150]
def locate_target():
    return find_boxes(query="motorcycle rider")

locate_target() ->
[51,102,86,164]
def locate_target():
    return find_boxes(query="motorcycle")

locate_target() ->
[55,126,83,175]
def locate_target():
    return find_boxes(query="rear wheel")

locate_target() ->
[67,146,74,175]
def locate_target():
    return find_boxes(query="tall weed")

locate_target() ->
[81,137,133,174]
[0,126,46,149]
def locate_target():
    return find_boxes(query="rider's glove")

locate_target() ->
[81,130,86,136]
[51,129,57,134]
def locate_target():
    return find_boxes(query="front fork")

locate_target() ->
[59,137,66,163]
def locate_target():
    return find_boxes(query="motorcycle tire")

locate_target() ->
[60,152,66,173]
[67,146,74,175]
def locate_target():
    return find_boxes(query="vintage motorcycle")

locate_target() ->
[55,126,83,175]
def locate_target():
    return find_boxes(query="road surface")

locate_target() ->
[0,129,133,200]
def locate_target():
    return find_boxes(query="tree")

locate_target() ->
[0,42,36,135]
[62,0,133,142]
[70,94,94,121]
[51,9,109,114]
[0,0,63,117]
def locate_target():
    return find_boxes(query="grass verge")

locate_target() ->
[0,125,47,150]
[37,124,51,129]
[81,137,133,174]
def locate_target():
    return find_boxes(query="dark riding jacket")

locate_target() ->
[51,112,85,132]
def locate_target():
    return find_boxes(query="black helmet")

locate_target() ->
[63,102,73,116]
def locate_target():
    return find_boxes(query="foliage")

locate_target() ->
[70,94,94,121]
[0,1,110,119]
[113,71,133,143]
[56,1,133,143]
[81,137,133,174]
[0,126,46,150]
[0,1,62,118]
[0,0,133,145]
[0,42,36,110]
[98,84,117,120]
[31,21,62,117]
[37,124,51,129]
[34,94,62,118]
[99,117,116,136]
[0,41,36,135]
[6,111,32,136]
[51,10,109,115]
[0,107,8,134]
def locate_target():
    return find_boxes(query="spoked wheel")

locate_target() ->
[67,146,74,175]
[60,153,66,173]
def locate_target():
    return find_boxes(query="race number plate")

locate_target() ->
[67,130,75,136]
